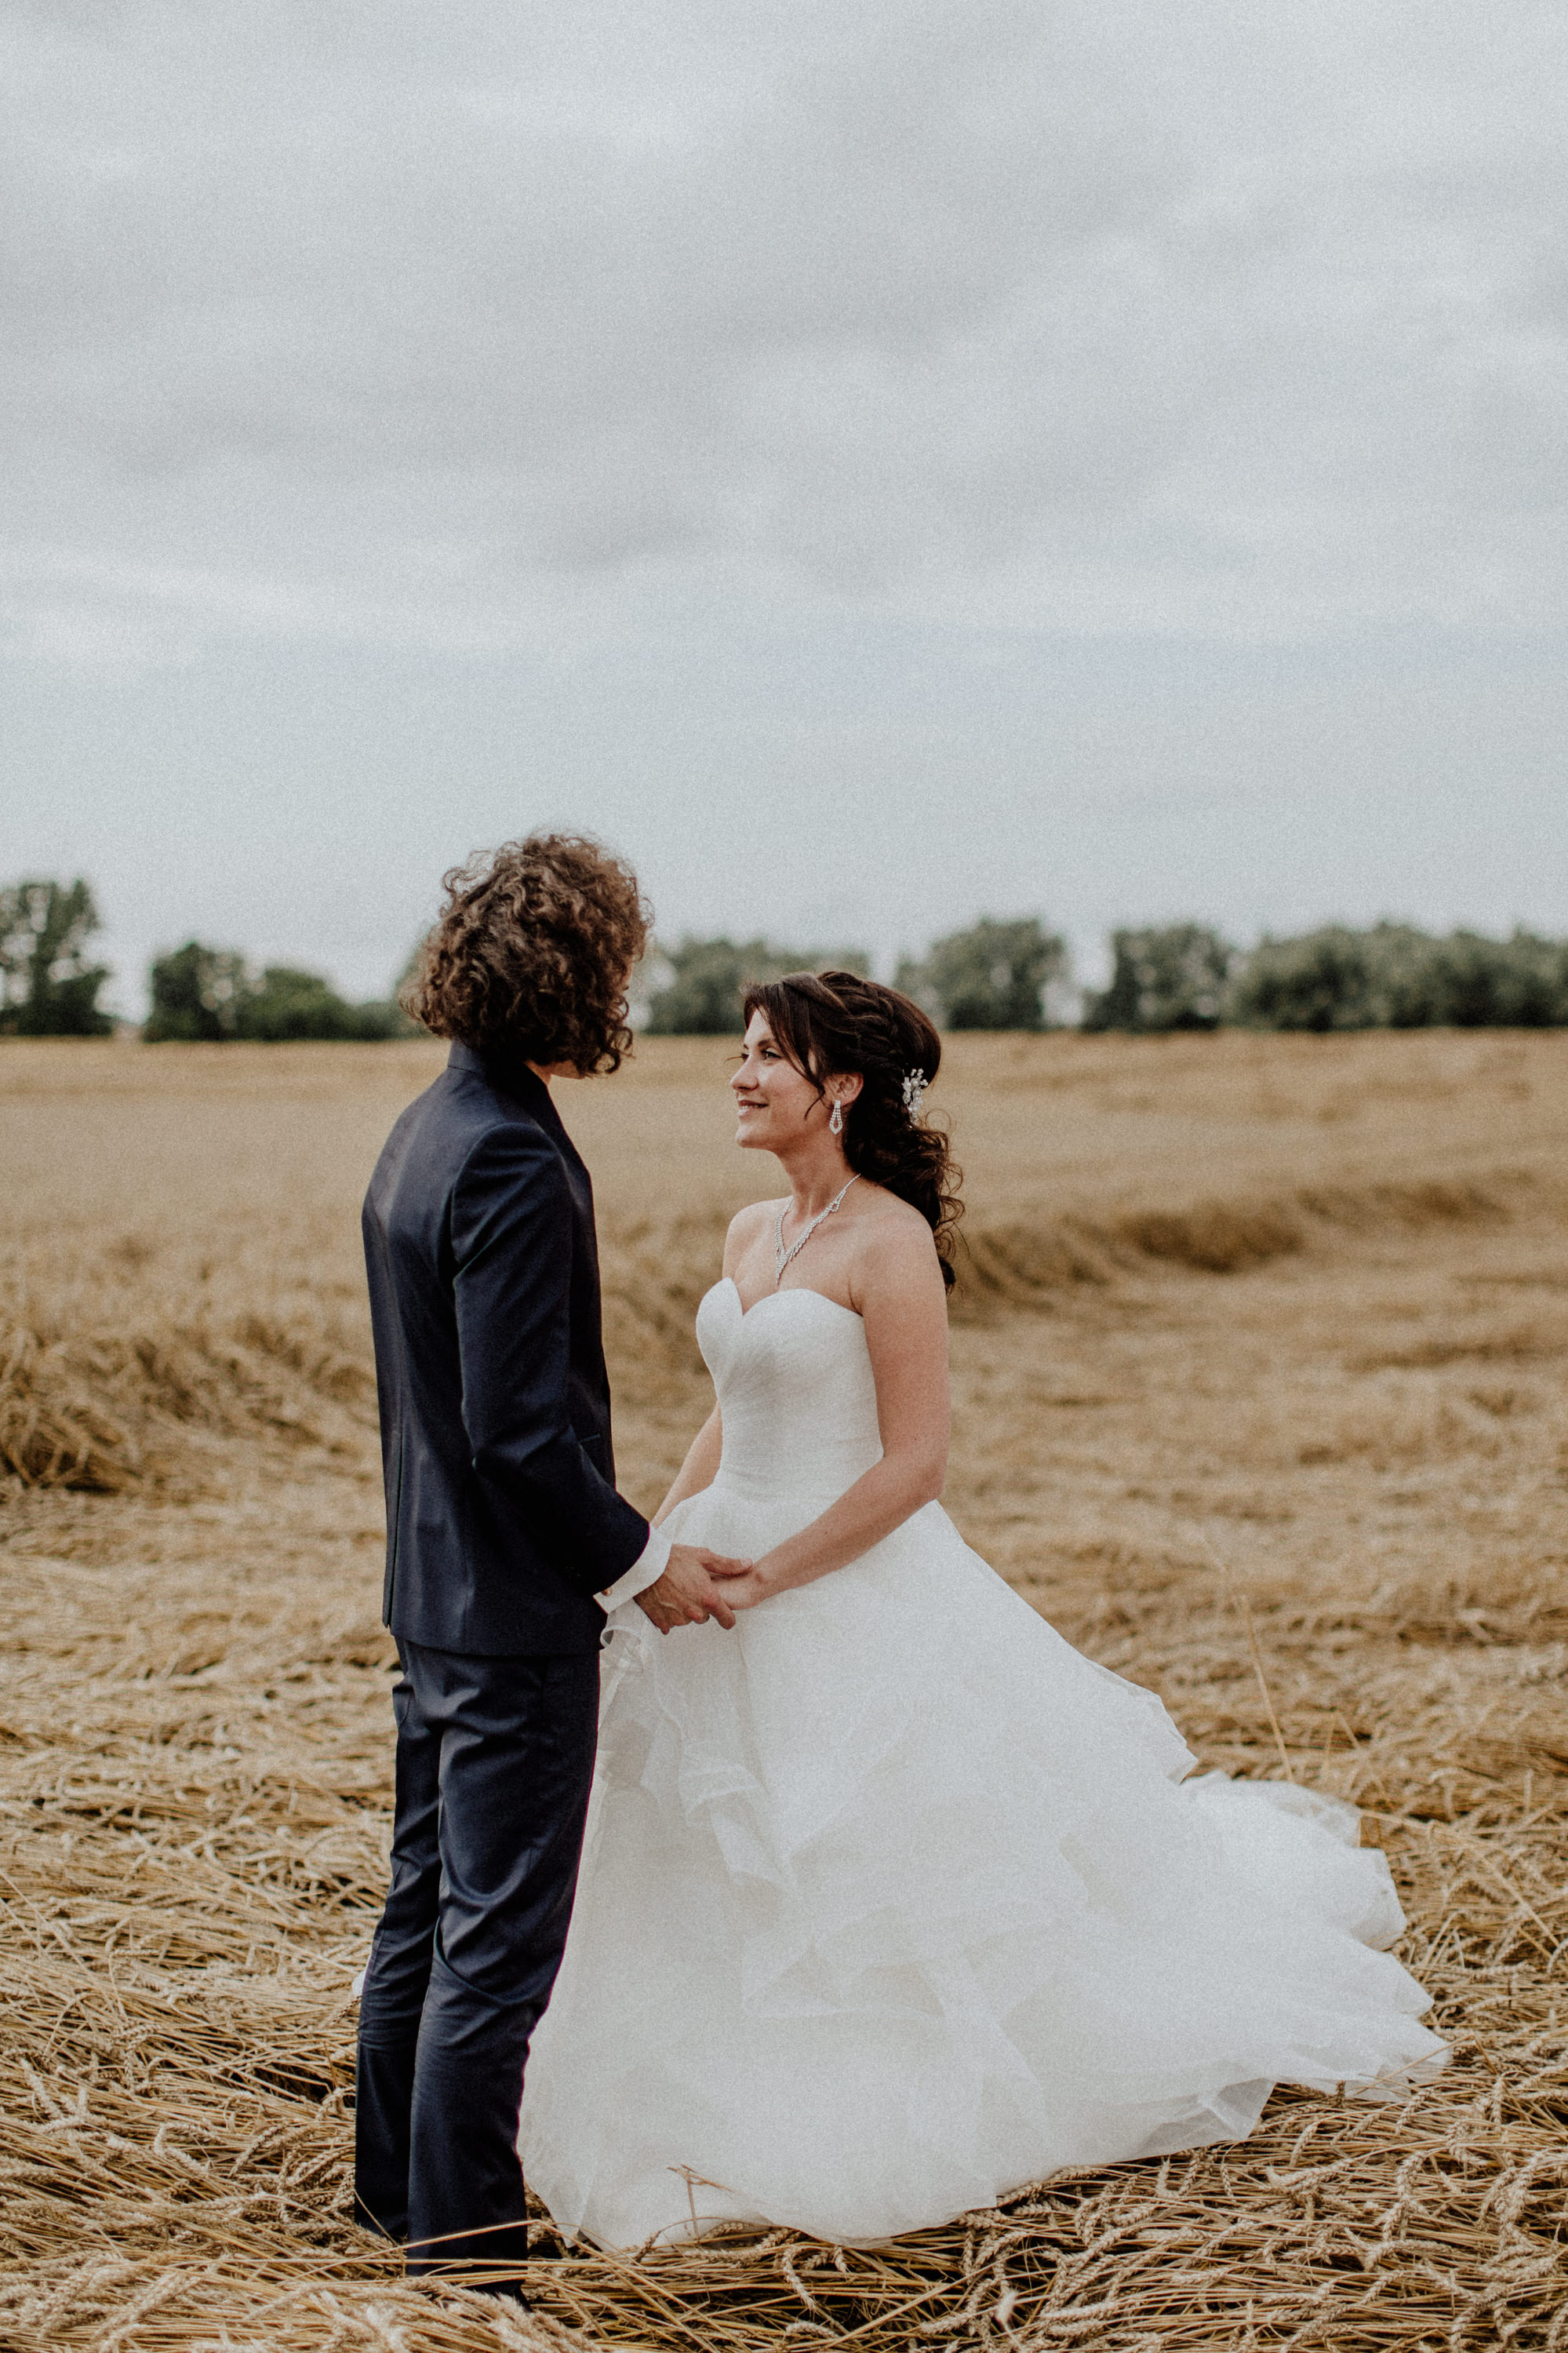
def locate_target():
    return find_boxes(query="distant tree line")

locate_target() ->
[642,938,872,1034]
[3,875,1566,1040]
[1082,921,1568,1033]
[142,942,414,1043]
[642,920,1073,1036]
[646,918,1568,1034]
[0,878,413,1041]
[897,918,1072,1031]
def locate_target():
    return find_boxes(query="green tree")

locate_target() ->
[1422,929,1568,1027]
[0,878,115,1036]
[1082,924,1233,1033]
[1228,923,1568,1031]
[249,968,416,1040]
[144,942,253,1041]
[237,966,357,1041]
[644,938,869,1036]
[1362,924,1450,1026]
[904,916,1068,1031]
[348,993,420,1040]
[146,942,425,1042]
[1227,927,1386,1030]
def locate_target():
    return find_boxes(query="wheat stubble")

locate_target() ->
[2,1033,1566,2349]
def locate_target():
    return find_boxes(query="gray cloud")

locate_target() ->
[4,0,1564,661]
[3,2,1565,1018]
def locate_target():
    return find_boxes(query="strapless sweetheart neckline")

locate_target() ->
[715,1273,863,1324]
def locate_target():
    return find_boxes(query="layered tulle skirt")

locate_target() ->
[518,1482,1443,2248]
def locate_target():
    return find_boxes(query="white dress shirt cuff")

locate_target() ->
[596,1522,671,1615]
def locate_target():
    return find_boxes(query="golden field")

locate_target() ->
[2,1029,1566,2350]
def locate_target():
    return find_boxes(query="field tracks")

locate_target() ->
[2,1033,1566,2346]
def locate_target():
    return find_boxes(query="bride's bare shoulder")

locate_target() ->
[851,1186,945,1284]
[722,1197,781,1273]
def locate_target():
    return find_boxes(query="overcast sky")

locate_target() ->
[3,1,1565,1012]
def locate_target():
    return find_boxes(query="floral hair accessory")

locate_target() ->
[901,1068,929,1120]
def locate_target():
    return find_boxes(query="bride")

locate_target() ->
[518,970,1444,2249]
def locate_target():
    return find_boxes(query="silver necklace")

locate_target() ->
[774,1174,860,1286]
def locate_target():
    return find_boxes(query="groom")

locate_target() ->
[353,833,746,2289]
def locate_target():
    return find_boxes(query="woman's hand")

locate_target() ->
[714,1554,783,1611]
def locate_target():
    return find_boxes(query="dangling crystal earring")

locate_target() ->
[829,1100,844,1136]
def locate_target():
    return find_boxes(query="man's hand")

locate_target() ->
[635,1543,752,1634]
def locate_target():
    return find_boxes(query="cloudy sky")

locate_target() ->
[3,0,1565,1012]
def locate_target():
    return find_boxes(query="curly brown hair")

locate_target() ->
[741,969,964,1290]
[402,834,651,1074]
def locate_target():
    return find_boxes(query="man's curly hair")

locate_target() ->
[402,834,651,1075]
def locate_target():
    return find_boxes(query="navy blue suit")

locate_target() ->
[355,1043,652,2281]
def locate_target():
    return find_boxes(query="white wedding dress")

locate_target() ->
[518,1278,1444,2248]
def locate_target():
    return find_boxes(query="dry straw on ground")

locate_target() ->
[2,1031,1566,2350]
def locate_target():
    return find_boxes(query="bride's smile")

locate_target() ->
[730,1009,860,1177]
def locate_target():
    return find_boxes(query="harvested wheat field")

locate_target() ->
[3,1029,1567,2351]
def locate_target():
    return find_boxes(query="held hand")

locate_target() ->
[704,1555,781,1613]
[635,1543,753,1634]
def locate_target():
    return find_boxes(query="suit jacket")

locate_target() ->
[362,1041,650,1655]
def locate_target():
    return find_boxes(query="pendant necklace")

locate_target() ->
[774,1174,860,1287]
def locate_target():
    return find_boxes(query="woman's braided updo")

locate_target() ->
[741,970,963,1291]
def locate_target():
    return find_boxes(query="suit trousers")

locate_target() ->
[354,1640,598,2283]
